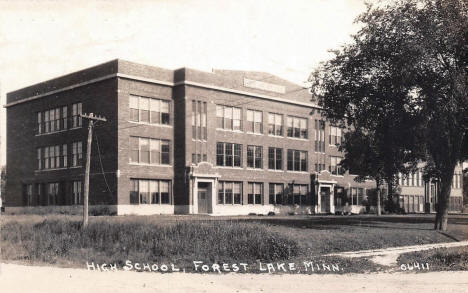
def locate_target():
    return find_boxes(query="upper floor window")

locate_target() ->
[248,182,263,205]
[329,126,343,146]
[192,100,207,140]
[72,141,83,167]
[287,150,307,172]
[268,113,283,136]
[72,103,82,128]
[287,116,307,139]
[268,147,283,170]
[315,163,325,172]
[37,106,69,134]
[129,95,170,125]
[216,142,242,167]
[329,156,344,175]
[216,105,242,131]
[246,110,263,134]
[247,145,263,169]
[129,136,170,165]
[218,181,242,205]
[37,144,68,170]
[314,119,325,153]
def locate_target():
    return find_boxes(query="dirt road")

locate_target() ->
[1,263,468,293]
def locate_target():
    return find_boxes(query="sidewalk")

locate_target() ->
[324,240,468,266]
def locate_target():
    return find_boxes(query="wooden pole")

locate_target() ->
[80,113,106,229]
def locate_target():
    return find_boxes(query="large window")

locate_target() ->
[47,182,60,205]
[268,113,283,136]
[314,119,325,152]
[192,100,207,140]
[248,182,263,204]
[246,110,263,134]
[37,144,68,170]
[286,116,307,139]
[72,142,83,167]
[129,95,170,125]
[315,163,325,172]
[37,106,68,134]
[130,179,171,204]
[268,147,283,170]
[129,137,170,165]
[216,142,242,167]
[216,105,242,131]
[329,126,343,146]
[287,184,308,205]
[350,188,364,205]
[269,183,284,205]
[287,150,307,172]
[218,181,242,205]
[72,181,82,205]
[25,184,34,206]
[329,156,344,175]
[72,103,82,128]
[247,145,263,169]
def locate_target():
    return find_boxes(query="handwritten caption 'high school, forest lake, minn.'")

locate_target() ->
[85,260,346,273]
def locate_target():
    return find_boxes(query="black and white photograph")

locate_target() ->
[0,0,467,292]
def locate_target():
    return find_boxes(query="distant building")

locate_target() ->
[4,60,463,215]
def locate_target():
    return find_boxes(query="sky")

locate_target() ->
[0,0,369,165]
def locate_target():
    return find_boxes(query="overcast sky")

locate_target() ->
[0,0,369,165]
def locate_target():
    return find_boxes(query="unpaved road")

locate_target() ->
[1,263,468,293]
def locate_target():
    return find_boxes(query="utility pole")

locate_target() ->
[80,113,106,228]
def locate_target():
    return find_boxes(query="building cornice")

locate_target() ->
[4,73,318,109]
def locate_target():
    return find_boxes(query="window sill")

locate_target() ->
[35,167,68,172]
[246,168,264,171]
[267,169,284,172]
[215,128,243,133]
[192,139,208,142]
[127,121,172,128]
[129,163,172,167]
[286,170,309,174]
[268,134,284,138]
[35,129,70,136]
[215,166,243,170]
[69,166,83,169]
[245,132,263,136]
[287,137,309,141]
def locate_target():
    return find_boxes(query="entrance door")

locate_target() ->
[198,189,208,214]
[320,186,331,213]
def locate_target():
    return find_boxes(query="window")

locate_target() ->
[268,147,283,170]
[314,119,325,152]
[37,106,68,134]
[130,179,171,204]
[47,182,59,205]
[247,145,263,169]
[218,181,242,204]
[329,126,342,146]
[248,182,263,204]
[286,184,308,205]
[247,110,263,134]
[350,188,365,205]
[268,113,283,136]
[72,142,83,167]
[72,181,82,205]
[192,100,207,140]
[72,103,82,128]
[216,105,242,131]
[269,183,284,205]
[129,95,170,125]
[329,156,343,175]
[129,137,170,165]
[216,142,242,167]
[315,163,325,172]
[37,145,68,170]
[287,116,307,139]
[25,184,34,206]
[287,150,307,172]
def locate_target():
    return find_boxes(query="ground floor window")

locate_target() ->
[24,184,33,206]
[47,182,60,205]
[72,181,82,205]
[269,183,284,205]
[350,187,364,205]
[218,181,242,205]
[130,179,171,205]
[288,184,308,205]
[248,182,263,204]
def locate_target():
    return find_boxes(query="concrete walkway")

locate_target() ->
[324,240,468,266]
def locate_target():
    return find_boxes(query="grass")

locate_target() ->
[397,246,468,271]
[1,214,467,273]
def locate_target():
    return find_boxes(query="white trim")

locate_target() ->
[5,73,319,109]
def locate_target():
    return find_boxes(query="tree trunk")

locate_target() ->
[377,189,382,216]
[434,172,454,231]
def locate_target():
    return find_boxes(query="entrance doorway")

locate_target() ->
[320,186,331,213]
[197,182,210,214]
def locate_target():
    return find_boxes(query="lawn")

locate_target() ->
[1,214,467,273]
[397,246,468,271]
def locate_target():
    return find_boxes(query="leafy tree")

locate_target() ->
[310,0,468,230]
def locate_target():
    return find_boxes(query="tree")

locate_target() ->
[310,0,468,230]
